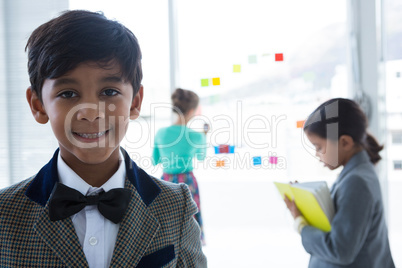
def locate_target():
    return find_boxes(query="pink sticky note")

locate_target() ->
[269,156,278,164]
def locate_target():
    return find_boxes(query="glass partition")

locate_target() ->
[175,0,348,266]
[384,0,402,264]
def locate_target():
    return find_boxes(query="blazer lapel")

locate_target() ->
[34,204,88,267]
[25,149,87,267]
[109,180,160,267]
[110,149,162,267]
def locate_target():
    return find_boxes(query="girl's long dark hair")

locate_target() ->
[303,98,383,164]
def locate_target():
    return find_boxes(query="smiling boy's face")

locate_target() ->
[27,60,143,167]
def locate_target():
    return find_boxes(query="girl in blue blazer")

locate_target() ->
[285,98,395,268]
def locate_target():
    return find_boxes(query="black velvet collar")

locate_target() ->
[25,148,161,207]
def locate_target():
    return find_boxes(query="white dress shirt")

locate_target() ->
[57,151,126,268]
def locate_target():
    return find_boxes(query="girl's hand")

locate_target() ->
[284,195,302,219]
[203,123,210,134]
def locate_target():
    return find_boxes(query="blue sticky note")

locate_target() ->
[229,146,235,153]
[253,156,262,165]
[214,146,220,154]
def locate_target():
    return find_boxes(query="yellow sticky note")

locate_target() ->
[212,77,220,86]
[233,64,241,73]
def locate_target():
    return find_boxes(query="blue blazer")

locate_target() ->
[301,150,395,268]
[0,148,207,267]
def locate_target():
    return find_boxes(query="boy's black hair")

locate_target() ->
[25,10,143,101]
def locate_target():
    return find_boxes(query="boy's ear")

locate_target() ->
[26,87,49,124]
[130,85,144,120]
[339,135,355,151]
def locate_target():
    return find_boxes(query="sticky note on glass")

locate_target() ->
[233,64,241,73]
[253,156,262,166]
[248,55,257,64]
[269,156,278,164]
[397,72,401,78]
[303,72,316,82]
[210,95,220,104]
[297,120,305,128]
[275,53,284,61]
[215,145,234,154]
[229,145,235,153]
[212,77,220,86]
[201,78,209,87]
[219,144,229,153]
[216,160,225,167]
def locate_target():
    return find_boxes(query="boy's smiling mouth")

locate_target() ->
[73,130,109,140]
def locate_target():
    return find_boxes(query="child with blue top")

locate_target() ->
[152,88,208,244]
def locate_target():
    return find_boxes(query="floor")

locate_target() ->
[196,170,401,267]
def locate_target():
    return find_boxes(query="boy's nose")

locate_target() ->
[76,103,105,122]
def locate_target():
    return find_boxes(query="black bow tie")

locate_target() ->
[48,183,131,224]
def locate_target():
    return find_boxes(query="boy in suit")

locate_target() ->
[0,10,207,268]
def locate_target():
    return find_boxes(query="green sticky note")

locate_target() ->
[210,94,220,104]
[233,64,241,73]
[303,72,316,82]
[201,78,209,87]
[248,55,257,64]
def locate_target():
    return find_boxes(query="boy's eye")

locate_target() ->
[102,88,119,96]
[59,91,77,98]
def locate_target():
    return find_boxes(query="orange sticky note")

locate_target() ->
[297,120,305,128]
[216,160,225,167]
[212,77,220,86]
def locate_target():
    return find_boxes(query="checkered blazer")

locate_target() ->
[0,148,207,267]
